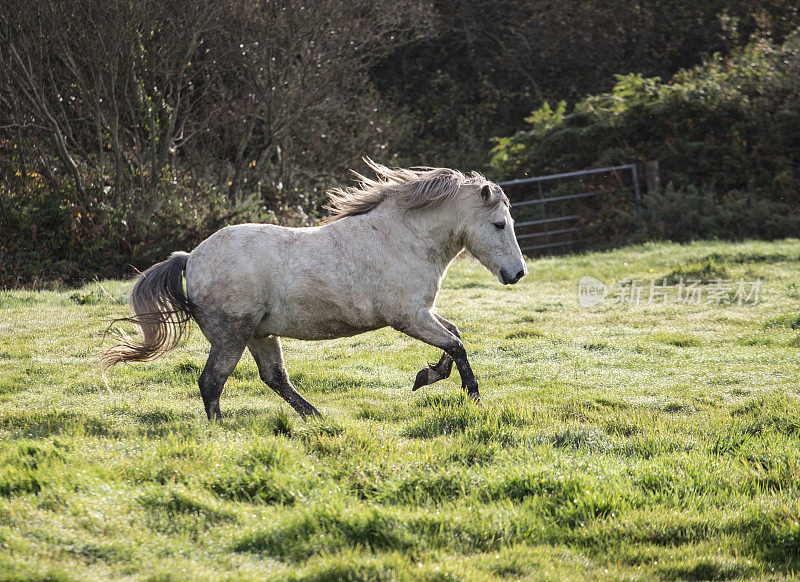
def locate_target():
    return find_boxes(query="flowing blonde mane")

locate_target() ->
[325,158,490,222]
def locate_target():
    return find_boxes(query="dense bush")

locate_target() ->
[642,185,799,242]
[490,33,800,242]
[0,143,268,287]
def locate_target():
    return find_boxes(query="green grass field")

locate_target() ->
[1,239,799,581]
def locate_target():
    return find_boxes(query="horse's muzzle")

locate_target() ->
[500,268,526,285]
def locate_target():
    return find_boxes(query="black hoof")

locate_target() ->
[299,406,323,420]
[413,368,430,391]
[204,399,223,421]
[462,381,481,404]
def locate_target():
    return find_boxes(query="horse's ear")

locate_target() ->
[480,184,491,201]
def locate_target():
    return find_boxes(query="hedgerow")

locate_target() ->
[490,33,800,242]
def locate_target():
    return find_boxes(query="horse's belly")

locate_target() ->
[255,301,383,341]
[285,321,381,341]
[257,315,381,340]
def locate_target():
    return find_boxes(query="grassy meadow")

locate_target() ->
[1,239,799,581]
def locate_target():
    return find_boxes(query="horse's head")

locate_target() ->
[461,183,527,285]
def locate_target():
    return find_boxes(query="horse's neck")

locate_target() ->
[369,206,464,272]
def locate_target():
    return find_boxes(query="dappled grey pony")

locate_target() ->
[102,160,526,419]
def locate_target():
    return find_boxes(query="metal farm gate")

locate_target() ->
[500,164,642,256]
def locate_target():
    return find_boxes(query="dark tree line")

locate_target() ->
[1,0,797,285]
[374,0,800,168]
[0,0,429,284]
[0,0,427,209]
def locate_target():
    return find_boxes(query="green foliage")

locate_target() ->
[4,5,800,285]
[490,35,800,242]
[523,100,567,133]
[642,183,800,242]
[378,1,800,170]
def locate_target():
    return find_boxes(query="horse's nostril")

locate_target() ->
[515,269,525,282]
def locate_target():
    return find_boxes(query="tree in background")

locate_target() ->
[0,0,428,285]
[372,0,800,169]
[1,0,798,285]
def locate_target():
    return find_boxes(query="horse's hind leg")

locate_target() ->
[248,336,321,419]
[412,315,459,391]
[199,341,247,420]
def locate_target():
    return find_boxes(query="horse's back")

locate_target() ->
[184,221,388,340]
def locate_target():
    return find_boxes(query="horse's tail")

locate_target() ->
[101,251,194,371]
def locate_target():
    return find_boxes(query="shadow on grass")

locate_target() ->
[133,409,196,437]
[233,505,416,560]
[223,407,295,437]
[656,560,755,581]
[404,395,529,444]
[173,361,202,376]
[0,439,70,498]
[729,512,800,573]
[731,395,800,437]
[139,485,237,524]
[662,256,730,284]
[505,329,545,340]
[651,332,703,348]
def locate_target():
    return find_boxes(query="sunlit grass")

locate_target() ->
[0,239,799,580]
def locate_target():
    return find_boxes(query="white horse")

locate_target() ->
[102,160,526,419]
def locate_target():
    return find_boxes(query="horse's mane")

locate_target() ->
[325,158,489,222]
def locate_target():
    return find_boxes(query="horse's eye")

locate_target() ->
[493,222,505,230]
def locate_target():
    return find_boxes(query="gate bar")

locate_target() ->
[519,239,584,252]
[516,227,581,240]
[499,164,636,187]
[515,214,581,228]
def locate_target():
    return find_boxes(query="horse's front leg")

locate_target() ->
[412,314,459,392]
[396,310,480,403]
